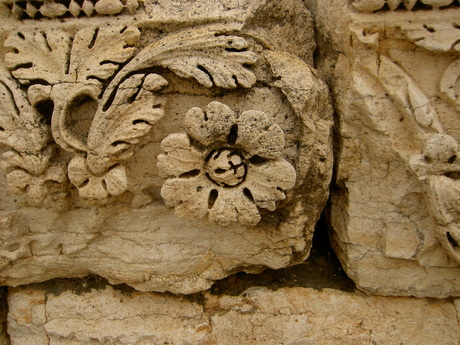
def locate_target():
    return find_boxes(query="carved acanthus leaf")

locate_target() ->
[86,73,167,176]
[377,56,443,133]
[69,26,140,83]
[5,30,71,84]
[4,26,140,85]
[107,26,258,93]
[440,59,460,111]
[405,23,460,53]
[0,71,50,154]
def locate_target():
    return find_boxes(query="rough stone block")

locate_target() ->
[6,282,460,344]
[307,0,460,297]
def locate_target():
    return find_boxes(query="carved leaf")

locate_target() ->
[378,56,443,133]
[4,30,72,84]
[106,26,258,95]
[440,58,460,111]
[68,156,127,202]
[4,26,140,85]
[69,26,140,83]
[405,22,460,52]
[0,71,51,154]
[6,163,67,204]
[86,73,168,175]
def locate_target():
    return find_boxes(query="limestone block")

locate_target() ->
[7,283,460,344]
[306,0,460,296]
[0,0,332,293]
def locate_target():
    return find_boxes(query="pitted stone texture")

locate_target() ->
[306,0,460,297]
[158,101,297,227]
[0,1,332,293]
[7,283,460,345]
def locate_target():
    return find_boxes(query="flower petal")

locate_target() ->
[207,188,260,226]
[157,133,204,177]
[68,156,90,187]
[236,110,285,159]
[103,165,128,197]
[68,156,128,200]
[234,191,261,226]
[208,189,239,227]
[185,101,237,145]
[161,175,211,220]
[244,158,296,211]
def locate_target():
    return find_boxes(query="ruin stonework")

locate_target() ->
[6,283,460,345]
[0,0,332,294]
[307,0,460,298]
[0,0,459,343]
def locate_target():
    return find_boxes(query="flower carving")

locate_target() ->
[157,101,296,227]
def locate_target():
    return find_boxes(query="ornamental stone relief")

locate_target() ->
[158,101,296,227]
[309,0,460,297]
[0,0,332,293]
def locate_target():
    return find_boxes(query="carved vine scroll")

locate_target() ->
[0,25,261,205]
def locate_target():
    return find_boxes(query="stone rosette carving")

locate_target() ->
[158,101,296,227]
[0,1,333,294]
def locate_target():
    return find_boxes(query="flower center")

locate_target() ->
[205,149,247,187]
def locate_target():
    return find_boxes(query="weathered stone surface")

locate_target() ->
[0,0,332,293]
[306,0,460,297]
[7,283,460,344]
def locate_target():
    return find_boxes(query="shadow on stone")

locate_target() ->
[209,214,356,296]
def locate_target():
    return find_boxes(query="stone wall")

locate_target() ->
[0,0,459,343]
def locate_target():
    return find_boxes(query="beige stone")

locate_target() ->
[7,283,460,344]
[0,0,332,293]
[306,0,460,297]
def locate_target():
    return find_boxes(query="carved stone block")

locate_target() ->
[308,0,460,297]
[0,0,332,293]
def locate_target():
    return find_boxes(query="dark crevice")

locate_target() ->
[208,189,218,209]
[0,287,9,344]
[11,62,33,71]
[210,214,355,296]
[41,31,52,52]
[111,141,128,147]
[179,169,200,178]
[243,188,254,202]
[447,232,459,248]
[197,65,214,85]
[88,28,99,49]
[227,124,238,145]
[444,171,460,179]
[249,155,268,165]
[35,99,54,125]
[132,119,149,126]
